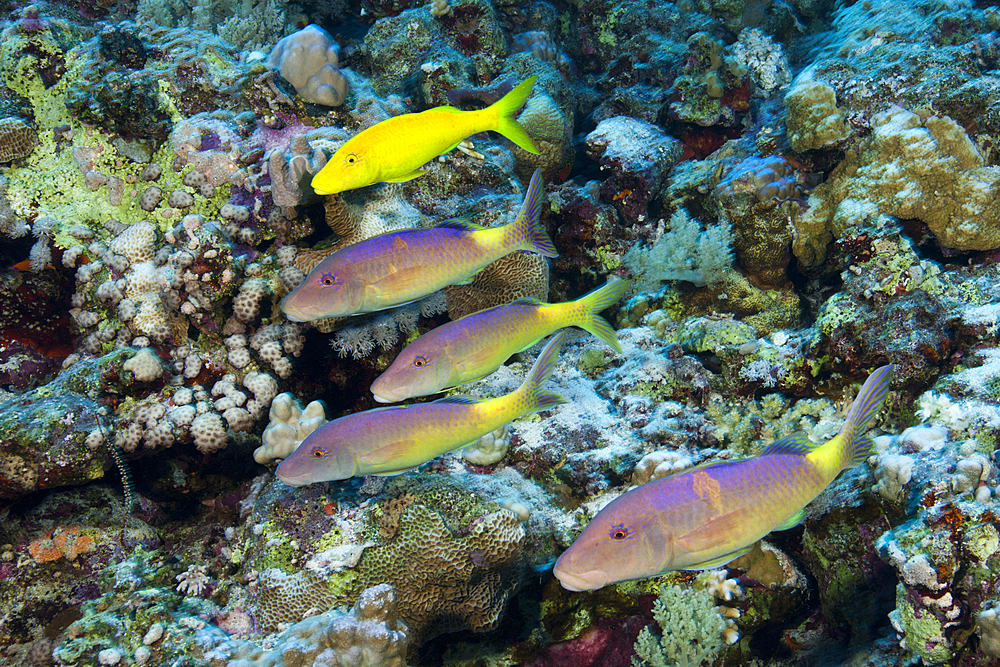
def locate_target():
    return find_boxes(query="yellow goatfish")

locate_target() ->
[311,77,541,194]
[275,332,567,485]
[280,168,556,322]
[370,278,631,403]
[553,365,892,591]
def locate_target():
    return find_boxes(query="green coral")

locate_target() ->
[632,572,730,667]
[707,394,838,454]
[890,584,954,664]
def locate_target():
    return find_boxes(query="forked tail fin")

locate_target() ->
[510,169,558,258]
[518,331,568,412]
[490,76,540,154]
[840,365,893,468]
[569,278,631,353]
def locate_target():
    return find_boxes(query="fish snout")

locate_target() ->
[275,467,310,487]
[552,553,608,591]
[369,378,403,404]
[279,295,312,323]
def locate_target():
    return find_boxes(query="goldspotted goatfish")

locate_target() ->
[370,278,631,404]
[275,332,567,485]
[280,169,556,322]
[311,77,540,194]
[553,365,892,591]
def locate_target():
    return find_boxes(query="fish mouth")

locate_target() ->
[370,384,402,404]
[279,300,311,323]
[552,564,607,592]
[275,468,310,487]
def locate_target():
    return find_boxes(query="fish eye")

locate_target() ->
[312,447,328,458]
[346,154,358,164]
[319,272,340,288]
[413,355,428,368]
[609,524,634,540]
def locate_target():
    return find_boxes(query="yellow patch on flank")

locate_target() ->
[693,470,724,515]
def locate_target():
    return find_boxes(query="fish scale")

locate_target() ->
[276,333,569,485]
[553,365,893,591]
[371,279,629,403]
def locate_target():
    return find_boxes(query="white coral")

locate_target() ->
[255,392,327,463]
[175,565,210,596]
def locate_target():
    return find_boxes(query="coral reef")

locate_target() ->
[0,0,1000,665]
[267,25,349,108]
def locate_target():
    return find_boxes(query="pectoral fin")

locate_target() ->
[371,266,430,299]
[383,169,425,183]
[360,439,418,466]
[774,509,806,532]
[676,509,750,552]
[682,545,754,571]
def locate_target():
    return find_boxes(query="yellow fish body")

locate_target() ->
[275,332,567,485]
[370,278,630,403]
[280,169,555,322]
[311,77,540,194]
[553,365,893,591]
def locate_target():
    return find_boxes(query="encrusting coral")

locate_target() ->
[212,584,410,667]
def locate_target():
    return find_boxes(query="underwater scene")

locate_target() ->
[1,0,1000,664]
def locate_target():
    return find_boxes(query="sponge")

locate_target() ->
[267,24,348,107]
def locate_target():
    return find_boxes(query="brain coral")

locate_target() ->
[794,106,1000,264]
[254,568,338,632]
[0,117,38,162]
[354,503,526,645]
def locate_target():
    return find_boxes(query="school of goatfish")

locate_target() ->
[276,77,894,593]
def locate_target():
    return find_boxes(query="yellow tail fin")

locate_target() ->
[489,76,540,154]
[570,278,630,353]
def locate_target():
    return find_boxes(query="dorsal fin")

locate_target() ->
[431,395,482,405]
[761,433,820,457]
[435,218,485,232]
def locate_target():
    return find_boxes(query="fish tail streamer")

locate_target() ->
[510,168,558,258]
[572,278,631,353]
[518,331,568,412]
[490,76,541,154]
[840,365,893,468]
